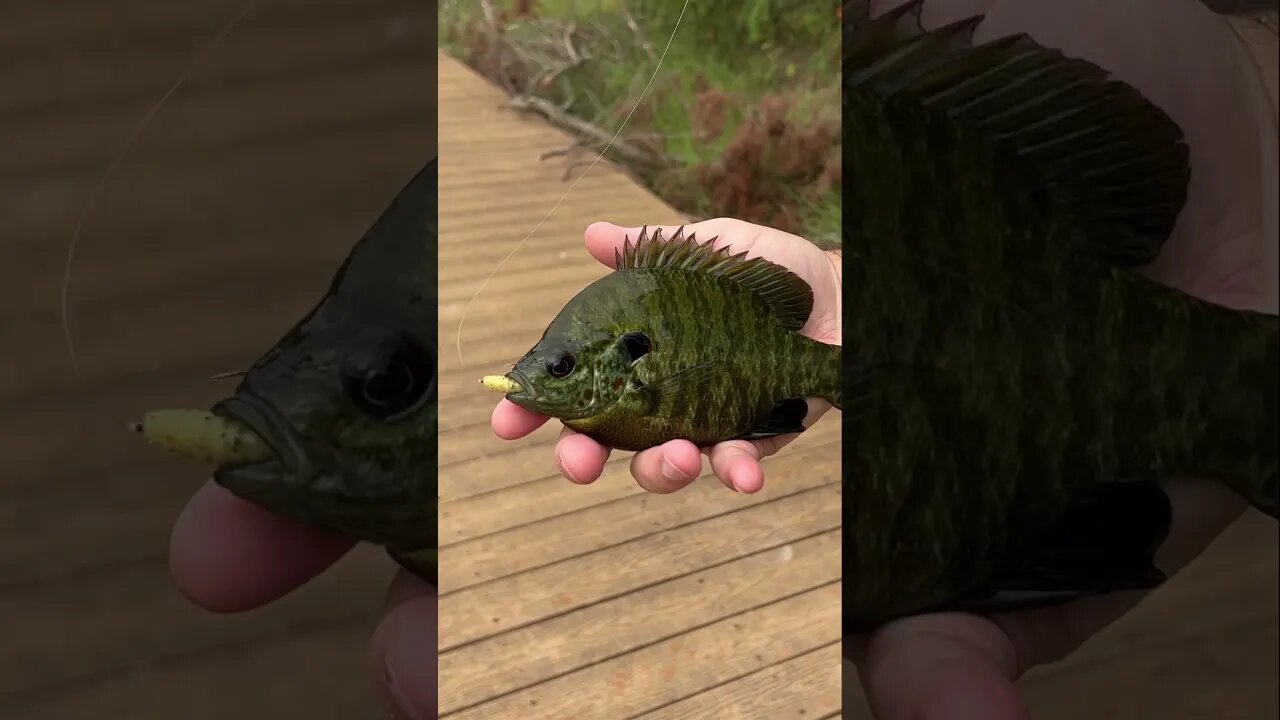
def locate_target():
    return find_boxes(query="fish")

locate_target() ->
[479,226,843,452]
[841,0,1277,631]
[134,158,439,583]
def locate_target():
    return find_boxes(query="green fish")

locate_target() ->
[842,0,1277,630]
[480,227,843,451]
[133,159,439,582]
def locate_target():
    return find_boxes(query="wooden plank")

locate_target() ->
[437,421,548,466]
[0,129,431,402]
[1,141,424,330]
[440,461,641,544]
[443,582,842,720]
[438,435,841,591]
[3,53,429,179]
[2,611,374,720]
[0,544,386,703]
[439,482,842,651]
[0,0,389,58]
[0,1,424,118]
[635,642,843,720]
[439,442,573,501]
[439,530,840,714]
[0,460,206,589]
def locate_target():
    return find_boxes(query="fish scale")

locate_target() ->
[841,0,1277,629]
[484,227,842,452]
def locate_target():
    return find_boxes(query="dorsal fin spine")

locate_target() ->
[616,226,814,331]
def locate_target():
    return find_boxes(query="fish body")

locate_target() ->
[135,159,439,582]
[842,1,1277,630]
[489,227,842,452]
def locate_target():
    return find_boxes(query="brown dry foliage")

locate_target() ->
[696,94,839,233]
[693,88,729,142]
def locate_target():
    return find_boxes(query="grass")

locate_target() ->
[439,0,843,248]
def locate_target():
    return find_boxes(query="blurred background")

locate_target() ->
[0,1,432,717]
[439,0,843,248]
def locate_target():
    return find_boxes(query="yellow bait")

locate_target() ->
[130,409,271,464]
[479,375,523,394]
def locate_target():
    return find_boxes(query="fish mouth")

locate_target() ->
[481,370,534,402]
[209,392,315,489]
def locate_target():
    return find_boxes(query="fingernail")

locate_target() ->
[661,458,686,482]
[557,452,577,483]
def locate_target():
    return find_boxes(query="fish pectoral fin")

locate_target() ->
[735,398,810,440]
[638,362,718,418]
[388,546,437,586]
[942,480,1173,615]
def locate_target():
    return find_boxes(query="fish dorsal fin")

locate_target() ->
[845,0,1190,267]
[614,226,815,331]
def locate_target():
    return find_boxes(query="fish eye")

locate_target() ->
[619,331,651,362]
[546,353,575,379]
[348,340,434,418]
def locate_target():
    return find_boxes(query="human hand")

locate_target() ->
[169,482,437,720]
[489,218,843,494]
[847,1,1278,718]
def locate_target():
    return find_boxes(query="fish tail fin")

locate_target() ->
[1251,470,1278,520]
[815,340,843,412]
[1187,307,1278,519]
[1229,310,1278,519]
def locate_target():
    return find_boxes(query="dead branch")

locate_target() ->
[539,139,590,161]
[505,95,666,171]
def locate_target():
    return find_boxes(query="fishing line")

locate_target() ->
[454,0,692,367]
[60,0,261,379]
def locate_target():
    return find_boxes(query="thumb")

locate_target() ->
[850,613,1029,720]
[372,570,438,719]
[583,221,630,269]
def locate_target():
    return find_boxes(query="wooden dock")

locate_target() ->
[435,53,843,719]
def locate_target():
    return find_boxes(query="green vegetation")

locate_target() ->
[439,0,843,248]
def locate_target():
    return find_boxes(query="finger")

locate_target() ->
[852,613,1029,720]
[995,475,1249,670]
[491,398,549,440]
[708,440,765,493]
[372,569,437,720]
[555,426,611,484]
[583,219,758,270]
[169,481,355,613]
[628,439,703,493]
